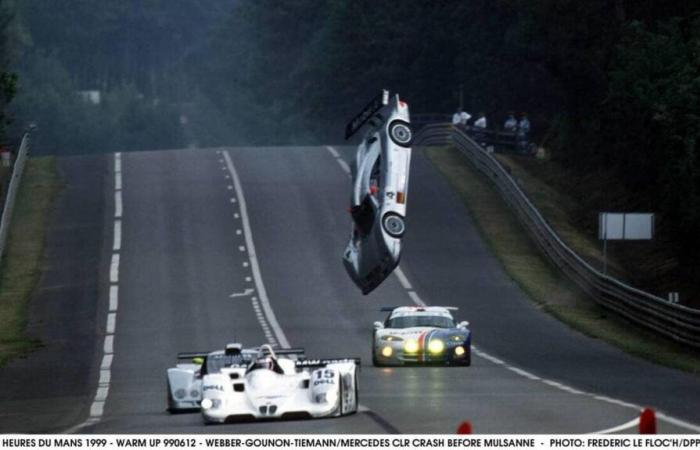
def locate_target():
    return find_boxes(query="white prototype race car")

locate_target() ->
[372,306,472,366]
[167,343,360,423]
[343,89,412,295]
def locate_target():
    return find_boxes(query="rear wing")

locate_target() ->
[177,352,208,360]
[380,306,459,312]
[345,90,389,140]
[265,347,306,357]
[295,358,361,369]
[380,306,399,312]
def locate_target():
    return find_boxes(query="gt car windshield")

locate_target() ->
[386,315,455,329]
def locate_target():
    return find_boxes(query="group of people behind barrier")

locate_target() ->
[452,109,532,154]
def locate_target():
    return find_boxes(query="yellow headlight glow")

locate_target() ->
[404,340,419,353]
[428,339,445,354]
[454,346,465,356]
[381,346,393,357]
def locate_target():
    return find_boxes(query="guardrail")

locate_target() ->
[0,133,30,266]
[414,123,700,348]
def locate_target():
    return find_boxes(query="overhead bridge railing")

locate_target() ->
[413,123,700,348]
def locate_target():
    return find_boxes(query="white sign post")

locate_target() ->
[598,212,654,274]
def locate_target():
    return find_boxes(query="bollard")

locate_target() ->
[457,421,472,434]
[639,408,657,434]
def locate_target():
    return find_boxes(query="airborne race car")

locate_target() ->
[372,306,472,366]
[166,343,359,424]
[343,89,413,295]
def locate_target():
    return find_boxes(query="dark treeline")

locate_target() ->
[0,1,699,279]
[198,0,700,274]
[4,0,233,153]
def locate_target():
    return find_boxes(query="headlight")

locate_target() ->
[454,346,466,356]
[404,340,419,353]
[428,339,445,354]
[201,398,222,410]
[451,335,466,342]
[381,346,393,357]
[381,335,403,342]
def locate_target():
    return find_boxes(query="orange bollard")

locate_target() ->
[639,408,657,434]
[457,421,472,434]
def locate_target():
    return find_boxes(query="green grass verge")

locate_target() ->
[425,146,700,374]
[0,157,60,367]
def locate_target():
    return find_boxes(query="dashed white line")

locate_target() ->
[103,335,114,354]
[236,229,242,235]
[109,253,120,283]
[394,267,413,290]
[99,370,111,384]
[106,313,116,334]
[112,220,121,251]
[100,354,113,370]
[238,245,246,252]
[223,150,290,348]
[406,290,426,307]
[114,191,122,218]
[68,151,123,433]
[109,286,118,312]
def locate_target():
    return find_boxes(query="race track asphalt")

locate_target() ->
[1,146,698,434]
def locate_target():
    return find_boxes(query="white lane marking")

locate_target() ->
[656,412,700,433]
[325,145,340,158]
[100,354,113,370]
[230,288,255,298]
[89,402,104,418]
[99,370,111,384]
[323,145,700,434]
[106,313,116,334]
[223,150,290,348]
[242,261,249,267]
[224,174,230,179]
[112,220,121,251]
[236,229,242,235]
[109,253,120,283]
[230,198,237,204]
[65,154,123,434]
[589,417,639,434]
[238,245,246,252]
[406,290,426,307]
[245,276,252,282]
[103,335,114,354]
[394,266,413,290]
[114,191,122,218]
[109,285,118,311]
[227,185,233,190]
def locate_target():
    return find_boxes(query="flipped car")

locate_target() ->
[198,344,359,424]
[343,89,413,295]
[372,306,471,366]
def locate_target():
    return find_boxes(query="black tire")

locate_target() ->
[388,120,412,147]
[166,380,175,413]
[382,212,406,238]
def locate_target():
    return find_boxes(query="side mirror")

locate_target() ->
[192,357,204,365]
[458,321,470,329]
[373,321,384,330]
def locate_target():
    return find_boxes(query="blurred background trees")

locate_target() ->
[0,0,698,279]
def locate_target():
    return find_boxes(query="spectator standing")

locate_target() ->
[517,113,531,154]
[452,109,462,126]
[474,112,487,129]
[504,113,517,132]
[473,112,487,146]
[460,110,471,126]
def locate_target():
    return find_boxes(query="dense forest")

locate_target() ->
[0,1,699,294]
